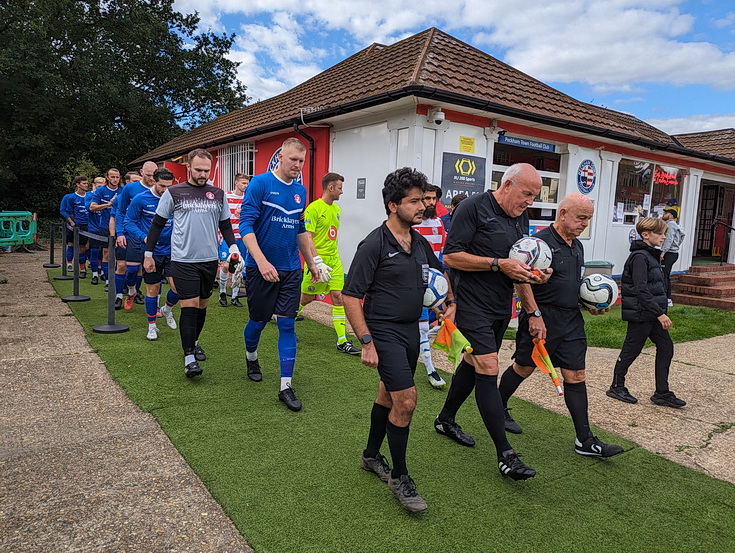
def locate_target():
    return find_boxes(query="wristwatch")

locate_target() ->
[359,334,373,345]
[444,299,456,306]
[491,257,500,272]
[528,309,542,318]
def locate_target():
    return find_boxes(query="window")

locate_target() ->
[217,142,254,191]
[612,159,684,224]
[491,143,562,213]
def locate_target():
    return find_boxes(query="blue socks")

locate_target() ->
[276,317,296,379]
[145,296,158,323]
[244,319,268,353]
[166,289,179,306]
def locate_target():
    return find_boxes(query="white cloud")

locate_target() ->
[174,0,735,110]
[648,114,735,134]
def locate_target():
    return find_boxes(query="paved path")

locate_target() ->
[0,251,251,552]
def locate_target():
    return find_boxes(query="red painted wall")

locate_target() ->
[254,128,331,201]
[163,162,188,185]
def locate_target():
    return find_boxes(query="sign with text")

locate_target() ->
[441,153,486,203]
[356,178,366,199]
[459,136,475,153]
[498,135,556,152]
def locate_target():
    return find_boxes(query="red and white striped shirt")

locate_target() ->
[412,217,446,259]
[226,192,244,239]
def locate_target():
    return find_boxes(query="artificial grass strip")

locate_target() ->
[51,272,735,553]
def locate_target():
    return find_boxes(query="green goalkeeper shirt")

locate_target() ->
[304,198,340,258]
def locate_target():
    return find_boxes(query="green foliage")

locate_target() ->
[51,274,735,553]
[0,0,249,218]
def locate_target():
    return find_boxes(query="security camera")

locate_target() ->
[428,108,445,125]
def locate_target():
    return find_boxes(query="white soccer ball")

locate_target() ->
[509,237,553,270]
[579,273,619,310]
[423,268,449,309]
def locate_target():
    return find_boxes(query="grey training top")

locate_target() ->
[155,182,230,263]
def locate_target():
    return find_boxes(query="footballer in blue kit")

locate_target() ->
[239,138,330,411]
[125,168,179,341]
[113,161,157,311]
[87,169,121,286]
[59,176,91,276]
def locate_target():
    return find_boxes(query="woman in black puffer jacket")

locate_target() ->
[606,217,686,408]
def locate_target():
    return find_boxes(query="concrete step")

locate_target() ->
[671,292,735,311]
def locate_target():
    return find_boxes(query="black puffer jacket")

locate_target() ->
[620,240,668,322]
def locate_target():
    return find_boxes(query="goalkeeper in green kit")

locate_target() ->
[297,172,362,355]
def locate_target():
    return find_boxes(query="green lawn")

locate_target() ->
[504,304,735,348]
[51,272,735,553]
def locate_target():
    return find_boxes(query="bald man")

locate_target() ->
[435,163,550,481]
[503,193,623,457]
[113,160,157,310]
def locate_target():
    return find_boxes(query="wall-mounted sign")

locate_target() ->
[459,136,475,153]
[268,147,303,184]
[498,135,556,153]
[441,153,486,202]
[577,159,596,194]
[356,178,366,199]
[629,229,638,243]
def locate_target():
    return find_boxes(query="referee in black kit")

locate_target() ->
[343,168,456,513]
[503,193,624,457]
[433,163,549,480]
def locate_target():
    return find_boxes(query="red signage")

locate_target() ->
[653,168,679,186]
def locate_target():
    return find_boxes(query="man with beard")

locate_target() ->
[343,167,455,512]
[411,184,448,389]
[144,149,241,378]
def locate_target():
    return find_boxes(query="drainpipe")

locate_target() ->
[293,123,316,200]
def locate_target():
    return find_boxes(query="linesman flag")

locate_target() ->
[432,317,473,369]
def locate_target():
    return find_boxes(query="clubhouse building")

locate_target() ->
[135,28,735,280]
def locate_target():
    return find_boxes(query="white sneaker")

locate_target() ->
[428,371,446,389]
[160,305,177,329]
[667,299,673,307]
[66,262,73,273]
[146,325,159,341]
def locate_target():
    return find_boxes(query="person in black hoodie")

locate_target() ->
[607,217,686,408]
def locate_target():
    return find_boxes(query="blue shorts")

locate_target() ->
[218,239,247,261]
[126,237,144,263]
[245,266,301,321]
[143,255,173,284]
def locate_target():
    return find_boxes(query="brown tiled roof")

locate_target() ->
[673,129,735,159]
[134,28,728,165]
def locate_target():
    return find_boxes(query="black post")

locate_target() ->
[53,223,73,280]
[61,226,90,302]
[43,222,60,268]
[93,235,128,333]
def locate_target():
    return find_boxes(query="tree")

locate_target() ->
[0,0,248,219]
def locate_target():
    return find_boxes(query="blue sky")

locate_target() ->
[174,0,735,135]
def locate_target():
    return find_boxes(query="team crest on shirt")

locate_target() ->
[432,227,438,235]
[294,194,302,204]
[206,191,215,199]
